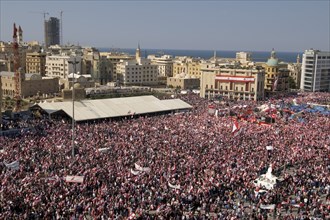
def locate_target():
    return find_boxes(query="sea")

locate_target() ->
[98,48,301,63]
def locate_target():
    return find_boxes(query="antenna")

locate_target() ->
[60,10,64,45]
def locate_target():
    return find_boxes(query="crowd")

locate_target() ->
[0,92,329,219]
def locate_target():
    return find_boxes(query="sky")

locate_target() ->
[0,0,329,52]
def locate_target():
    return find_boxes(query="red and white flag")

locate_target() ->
[232,120,240,134]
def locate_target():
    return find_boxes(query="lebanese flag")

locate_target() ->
[232,120,240,134]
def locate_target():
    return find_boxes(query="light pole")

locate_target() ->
[68,57,79,158]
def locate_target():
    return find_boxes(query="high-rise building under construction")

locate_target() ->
[44,17,60,48]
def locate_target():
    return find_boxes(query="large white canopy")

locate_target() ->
[34,95,192,121]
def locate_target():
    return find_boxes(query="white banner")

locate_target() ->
[98,147,110,152]
[4,160,20,170]
[65,175,84,183]
[168,182,181,190]
[260,204,275,210]
[134,163,151,173]
[266,146,273,151]
[130,169,141,176]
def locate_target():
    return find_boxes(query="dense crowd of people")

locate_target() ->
[0,92,329,219]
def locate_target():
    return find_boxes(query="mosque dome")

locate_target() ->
[266,58,279,67]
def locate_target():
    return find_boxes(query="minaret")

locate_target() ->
[271,48,276,58]
[296,54,300,64]
[17,25,23,44]
[135,43,141,60]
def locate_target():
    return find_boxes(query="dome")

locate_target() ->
[266,58,279,67]
[179,72,186,78]
[73,83,82,89]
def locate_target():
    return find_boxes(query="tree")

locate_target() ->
[288,76,297,89]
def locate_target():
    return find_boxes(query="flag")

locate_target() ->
[232,120,239,134]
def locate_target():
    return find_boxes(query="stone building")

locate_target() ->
[0,71,59,98]
[200,66,265,101]
[167,72,200,90]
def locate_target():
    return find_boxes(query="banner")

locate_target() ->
[98,147,110,152]
[4,160,20,170]
[266,146,273,151]
[168,182,181,190]
[134,163,151,173]
[65,175,84,183]
[260,204,275,210]
[130,169,141,176]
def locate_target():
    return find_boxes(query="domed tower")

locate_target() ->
[264,48,289,93]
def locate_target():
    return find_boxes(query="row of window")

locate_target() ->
[126,79,154,82]
[126,66,156,70]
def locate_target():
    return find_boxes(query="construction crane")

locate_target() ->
[60,10,64,45]
[29,11,49,21]
[13,23,21,112]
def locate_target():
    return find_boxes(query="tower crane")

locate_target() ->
[29,11,49,21]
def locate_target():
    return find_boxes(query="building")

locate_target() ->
[300,49,330,92]
[236,52,252,65]
[287,54,302,89]
[116,46,158,86]
[167,72,199,90]
[62,73,95,89]
[45,55,82,79]
[173,57,201,78]
[83,48,112,85]
[0,71,59,98]
[26,51,46,76]
[263,49,289,92]
[148,54,174,84]
[62,83,86,101]
[200,66,265,101]
[44,17,60,48]
[99,52,134,83]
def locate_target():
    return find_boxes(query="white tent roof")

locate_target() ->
[34,96,192,121]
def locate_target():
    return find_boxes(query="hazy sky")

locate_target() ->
[0,0,329,52]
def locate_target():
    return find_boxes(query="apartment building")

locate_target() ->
[300,49,330,92]
[116,47,158,86]
[26,52,46,76]
[46,55,82,79]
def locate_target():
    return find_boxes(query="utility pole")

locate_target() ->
[68,57,79,157]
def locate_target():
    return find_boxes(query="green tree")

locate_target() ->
[288,76,297,89]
